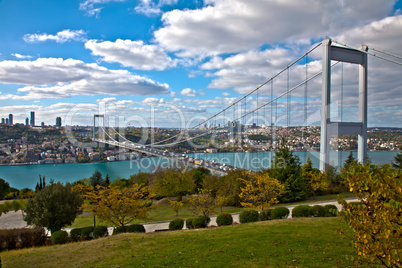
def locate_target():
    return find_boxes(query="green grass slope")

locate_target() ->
[1,217,367,267]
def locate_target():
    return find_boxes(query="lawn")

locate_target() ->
[0,217,369,267]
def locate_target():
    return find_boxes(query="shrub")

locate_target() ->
[324,204,338,217]
[186,218,194,229]
[69,228,83,242]
[260,209,273,221]
[216,213,233,226]
[112,226,123,235]
[0,228,46,250]
[239,210,259,223]
[126,224,146,233]
[271,207,290,219]
[192,216,211,228]
[169,219,184,231]
[292,205,311,218]
[310,205,326,217]
[81,226,94,240]
[51,230,68,245]
[93,226,109,238]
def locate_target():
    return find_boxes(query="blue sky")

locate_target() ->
[0,0,401,128]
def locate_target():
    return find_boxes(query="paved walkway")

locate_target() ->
[0,198,359,235]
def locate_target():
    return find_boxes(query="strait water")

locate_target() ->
[0,151,399,189]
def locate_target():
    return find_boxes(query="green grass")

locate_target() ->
[0,217,368,267]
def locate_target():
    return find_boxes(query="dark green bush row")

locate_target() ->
[70,226,94,241]
[169,219,184,230]
[260,209,273,221]
[292,205,311,218]
[51,230,68,245]
[93,226,109,238]
[186,216,211,229]
[239,210,259,223]
[112,224,145,235]
[186,217,195,229]
[291,204,339,218]
[216,213,233,226]
[0,228,47,251]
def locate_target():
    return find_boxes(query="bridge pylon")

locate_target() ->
[320,38,368,171]
[93,114,105,141]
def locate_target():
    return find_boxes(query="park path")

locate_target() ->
[0,198,359,235]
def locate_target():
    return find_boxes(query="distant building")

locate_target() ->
[8,114,13,125]
[30,111,35,126]
[41,122,45,127]
[1,118,4,124]
[56,117,62,127]
[25,117,29,126]
[5,118,8,125]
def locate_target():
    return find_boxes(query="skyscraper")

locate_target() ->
[8,114,13,125]
[30,111,35,126]
[5,118,9,124]
[25,117,29,126]
[1,118,4,124]
[56,117,62,127]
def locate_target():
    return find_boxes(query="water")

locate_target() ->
[0,151,399,190]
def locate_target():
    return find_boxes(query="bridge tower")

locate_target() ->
[320,38,368,171]
[93,114,105,140]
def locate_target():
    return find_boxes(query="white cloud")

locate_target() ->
[23,30,87,43]
[0,58,170,100]
[12,53,33,59]
[180,88,197,97]
[85,39,175,70]
[222,92,230,96]
[79,0,126,17]
[154,0,394,56]
[134,0,178,16]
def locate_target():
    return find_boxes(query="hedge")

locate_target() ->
[192,216,211,228]
[324,204,339,217]
[113,224,145,235]
[169,219,184,230]
[260,209,273,221]
[186,218,194,229]
[0,228,46,251]
[239,210,259,223]
[216,213,233,226]
[93,226,109,238]
[292,205,311,218]
[51,230,68,245]
[271,207,290,219]
[310,205,326,217]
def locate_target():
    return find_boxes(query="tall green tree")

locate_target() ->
[23,182,83,233]
[90,169,105,188]
[302,156,328,197]
[265,142,307,202]
[392,152,402,169]
[149,168,194,201]
[0,178,10,200]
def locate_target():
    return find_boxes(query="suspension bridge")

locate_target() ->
[92,38,402,174]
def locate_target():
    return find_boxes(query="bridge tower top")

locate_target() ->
[93,114,105,141]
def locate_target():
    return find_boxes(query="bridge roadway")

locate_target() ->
[94,139,236,175]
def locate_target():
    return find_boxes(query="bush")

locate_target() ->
[51,230,68,245]
[169,219,184,231]
[239,210,259,223]
[192,216,211,228]
[0,228,47,251]
[112,226,123,235]
[292,205,311,218]
[186,218,194,229]
[126,224,146,233]
[271,207,290,219]
[69,228,82,242]
[216,213,233,226]
[310,205,326,217]
[81,226,94,240]
[324,204,338,217]
[260,209,273,221]
[93,226,108,238]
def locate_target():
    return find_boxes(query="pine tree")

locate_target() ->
[392,152,402,169]
[105,174,111,186]
[90,169,105,188]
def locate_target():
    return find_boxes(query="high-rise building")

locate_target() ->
[25,117,29,126]
[1,118,4,124]
[5,118,9,124]
[30,111,35,126]
[41,122,45,127]
[56,117,62,127]
[8,114,13,125]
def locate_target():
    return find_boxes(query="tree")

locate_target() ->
[84,184,153,232]
[105,174,111,186]
[90,169,105,188]
[302,157,328,198]
[149,168,194,201]
[0,178,10,200]
[392,152,402,169]
[338,163,402,267]
[169,200,184,216]
[23,182,83,233]
[188,189,217,227]
[239,172,285,212]
[216,170,252,206]
[266,141,307,202]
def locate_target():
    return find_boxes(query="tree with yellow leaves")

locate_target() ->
[302,156,328,198]
[168,200,184,216]
[338,163,402,267]
[188,189,217,227]
[239,172,285,213]
[84,184,153,232]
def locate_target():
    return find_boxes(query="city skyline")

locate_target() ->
[0,0,401,128]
